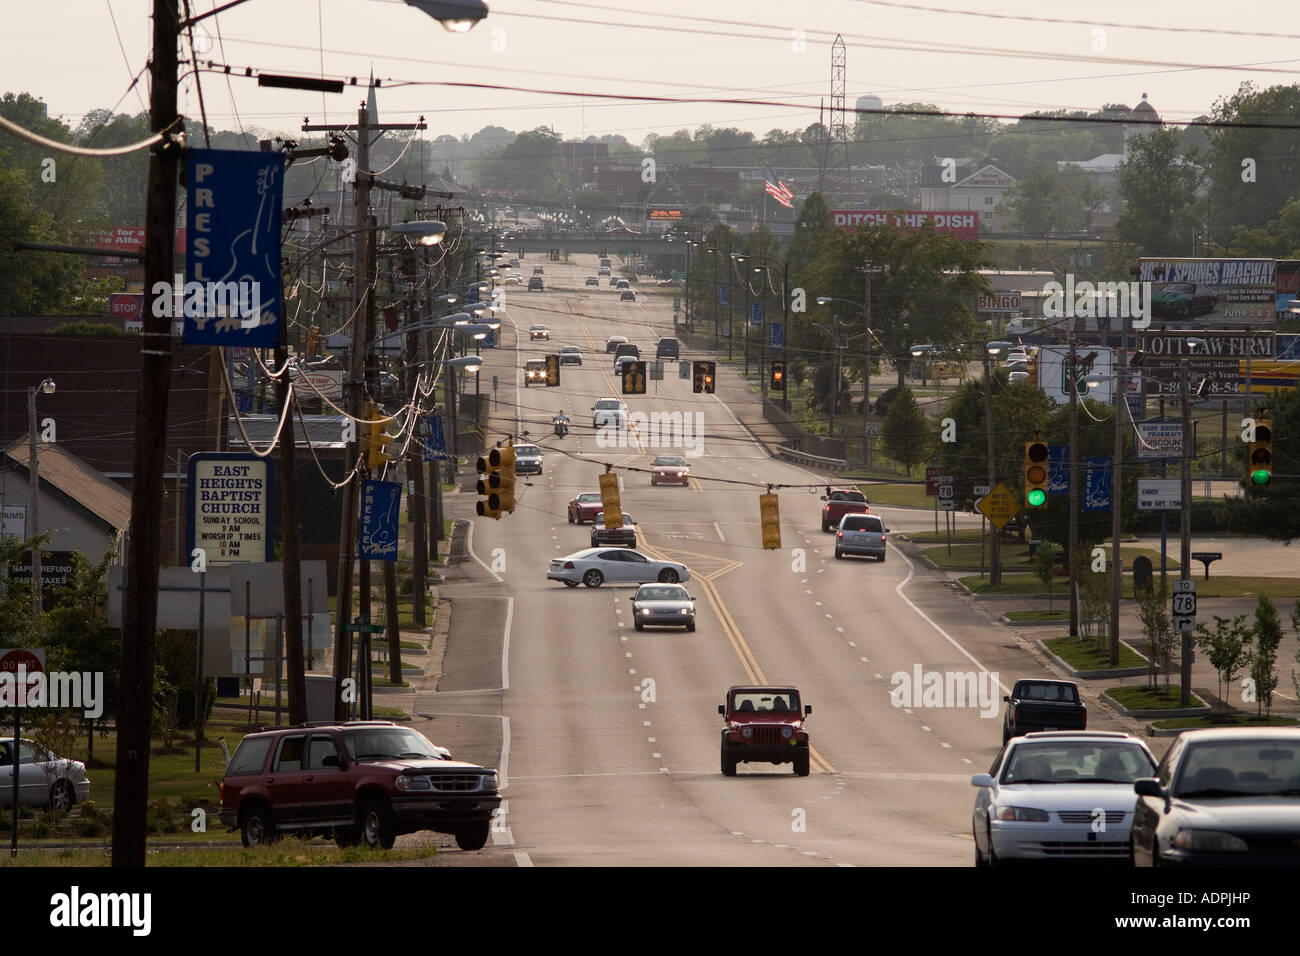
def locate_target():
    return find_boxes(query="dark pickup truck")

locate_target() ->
[1002,679,1087,744]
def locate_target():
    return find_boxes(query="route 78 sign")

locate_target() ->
[1172,579,1197,632]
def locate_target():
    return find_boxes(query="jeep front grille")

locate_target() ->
[751,726,782,745]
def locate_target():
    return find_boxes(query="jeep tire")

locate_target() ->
[794,751,810,776]
[721,746,737,776]
[359,796,397,850]
[240,802,277,847]
[455,822,490,851]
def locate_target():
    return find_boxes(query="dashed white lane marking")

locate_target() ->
[643,720,651,726]
[714,522,726,542]
[653,753,661,758]
[859,657,869,663]
[941,742,952,749]
[847,641,855,647]
[648,737,655,742]
[921,725,932,732]
[514,852,534,867]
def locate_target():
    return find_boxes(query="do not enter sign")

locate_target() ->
[0,648,45,706]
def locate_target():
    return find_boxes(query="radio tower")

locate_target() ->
[829,35,847,191]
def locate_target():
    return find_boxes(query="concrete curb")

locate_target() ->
[1098,689,1210,720]
[1001,616,1070,627]
[1037,638,1154,680]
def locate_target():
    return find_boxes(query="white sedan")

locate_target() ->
[0,738,91,811]
[971,731,1157,866]
[548,548,691,588]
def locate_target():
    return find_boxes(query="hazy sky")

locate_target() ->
[4,0,1299,147]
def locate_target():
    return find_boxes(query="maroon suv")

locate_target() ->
[218,721,500,851]
[719,686,812,776]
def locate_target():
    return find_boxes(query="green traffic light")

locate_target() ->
[1027,488,1047,507]
[1251,469,1271,486]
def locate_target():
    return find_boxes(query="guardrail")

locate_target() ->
[777,443,848,471]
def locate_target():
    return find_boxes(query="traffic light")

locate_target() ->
[770,361,785,392]
[545,354,560,387]
[1024,437,1049,508]
[306,324,320,355]
[621,359,647,395]
[598,471,622,530]
[363,401,401,471]
[1249,418,1273,486]
[692,360,716,394]
[476,444,516,519]
[759,492,781,550]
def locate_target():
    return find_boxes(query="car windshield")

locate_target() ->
[638,586,688,601]
[515,445,539,456]
[596,399,621,409]
[1173,741,1300,798]
[578,493,601,502]
[731,691,800,714]
[654,457,686,466]
[1000,742,1154,784]
[343,728,444,761]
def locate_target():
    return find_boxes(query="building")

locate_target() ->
[920,160,1018,234]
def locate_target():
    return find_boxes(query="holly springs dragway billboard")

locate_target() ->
[1136,258,1286,327]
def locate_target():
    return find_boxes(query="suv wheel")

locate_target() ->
[657,569,680,583]
[240,802,277,847]
[359,797,397,850]
[583,569,604,588]
[456,823,490,851]
[794,752,810,776]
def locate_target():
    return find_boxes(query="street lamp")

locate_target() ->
[402,0,490,32]
[27,376,55,616]
[389,220,447,246]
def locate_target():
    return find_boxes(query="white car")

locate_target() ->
[547,547,691,588]
[0,738,91,811]
[592,397,627,429]
[971,731,1157,866]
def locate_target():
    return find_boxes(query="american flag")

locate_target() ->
[764,171,794,208]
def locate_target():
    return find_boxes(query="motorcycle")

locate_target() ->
[553,418,569,438]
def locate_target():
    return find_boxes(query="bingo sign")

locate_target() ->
[186,453,275,566]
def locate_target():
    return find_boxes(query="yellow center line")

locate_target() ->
[637,540,835,774]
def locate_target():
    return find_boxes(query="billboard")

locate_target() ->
[1136,331,1274,396]
[1137,258,1276,327]
[187,453,276,566]
[832,209,979,239]
[646,207,685,221]
[1036,346,1114,405]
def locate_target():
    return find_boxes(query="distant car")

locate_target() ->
[620,290,637,302]
[591,511,637,548]
[1151,282,1217,319]
[971,731,1157,867]
[650,455,689,486]
[529,324,550,340]
[719,686,811,776]
[503,274,521,285]
[508,259,519,268]
[592,397,627,429]
[614,355,640,375]
[834,513,888,561]
[605,335,629,353]
[1008,370,1030,383]
[599,266,611,276]
[609,275,621,287]
[528,277,544,292]
[524,359,546,386]
[513,443,543,475]
[1002,679,1087,744]
[655,338,679,359]
[629,583,696,631]
[657,277,684,288]
[1131,727,1300,867]
[585,276,600,286]
[567,492,605,524]
[616,278,630,290]
[533,266,545,275]
[615,343,640,361]
[547,547,691,588]
[0,738,90,811]
[821,488,870,532]
[559,346,582,365]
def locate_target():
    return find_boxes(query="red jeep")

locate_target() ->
[218,721,500,851]
[821,487,869,532]
[719,685,812,776]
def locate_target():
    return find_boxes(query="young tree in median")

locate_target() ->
[1193,614,1253,708]
[1137,581,1177,692]
[880,387,929,475]
[1032,542,1058,610]
[1247,595,1283,720]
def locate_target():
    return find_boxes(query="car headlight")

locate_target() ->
[742,727,753,738]
[781,726,793,739]
[681,608,691,614]
[481,772,499,791]
[1173,829,1249,852]
[639,607,651,615]
[395,774,433,792]
[995,806,1050,822]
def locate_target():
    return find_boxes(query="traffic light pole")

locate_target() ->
[1109,317,1130,667]
[1068,336,1080,638]
[1179,357,1193,704]
[984,353,1001,587]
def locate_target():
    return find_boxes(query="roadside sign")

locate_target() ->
[973,484,990,497]
[749,302,765,328]
[770,323,784,348]
[1137,479,1182,511]
[865,423,879,438]
[925,467,940,496]
[187,453,275,565]
[1136,420,1184,459]
[359,479,402,562]
[1048,445,1069,494]
[1172,579,1197,631]
[679,361,691,379]
[718,285,731,307]
[977,483,1017,529]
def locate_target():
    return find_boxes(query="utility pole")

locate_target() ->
[782,260,791,413]
[1108,316,1130,666]
[984,352,1001,587]
[276,343,307,725]
[1179,357,1193,704]
[1068,335,1080,638]
[115,0,180,868]
[27,386,42,617]
[405,247,427,627]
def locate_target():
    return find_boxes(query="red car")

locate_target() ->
[650,456,690,486]
[719,685,812,776]
[567,492,605,524]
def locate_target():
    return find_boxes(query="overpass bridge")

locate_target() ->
[506,232,687,257]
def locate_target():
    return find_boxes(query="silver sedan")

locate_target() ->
[547,548,691,588]
[629,583,696,631]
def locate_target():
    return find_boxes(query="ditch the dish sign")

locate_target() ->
[186,453,275,566]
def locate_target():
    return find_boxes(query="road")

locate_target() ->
[422,255,1144,866]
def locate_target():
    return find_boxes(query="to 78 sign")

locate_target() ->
[1172,580,1196,631]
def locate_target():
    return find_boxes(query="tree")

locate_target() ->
[787,192,832,278]
[1113,127,1201,253]
[1204,82,1300,240]
[1137,581,1177,692]
[1032,541,1058,610]
[1247,595,1283,719]
[1194,614,1253,707]
[880,387,928,474]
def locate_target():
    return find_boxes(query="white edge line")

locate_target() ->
[892,542,1011,696]
[714,521,726,542]
[466,519,504,583]
[502,595,513,690]
[514,851,534,867]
